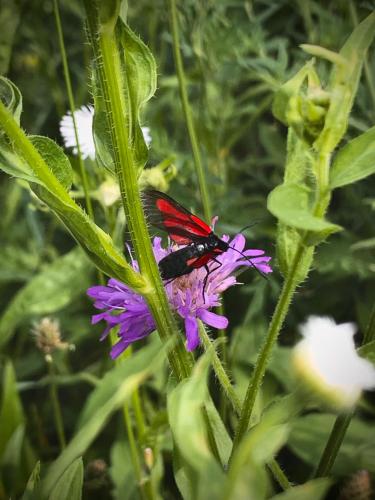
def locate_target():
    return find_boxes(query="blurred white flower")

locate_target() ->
[60,105,96,160]
[98,178,121,207]
[292,316,375,410]
[60,105,152,160]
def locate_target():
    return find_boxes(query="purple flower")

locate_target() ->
[87,233,272,358]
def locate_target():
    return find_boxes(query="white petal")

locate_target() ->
[294,316,375,409]
[60,105,96,160]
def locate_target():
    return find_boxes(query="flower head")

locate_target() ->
[87,233,271,358]
[32,317,73,355]
[60,105,151,160]
[292,316,375,410]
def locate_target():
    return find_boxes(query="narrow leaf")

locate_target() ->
[49,457,83,500]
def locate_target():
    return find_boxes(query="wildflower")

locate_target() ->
[32,317,73,355]
[292,316,375,410]
[97,178,121,207]
[60,105,152,160]
[87,233,272,358]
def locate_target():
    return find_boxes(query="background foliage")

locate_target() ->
[0,0,374,499]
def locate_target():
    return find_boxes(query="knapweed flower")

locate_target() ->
[292,316,375,410]
[87,234,272,359]
[60,105,152,160]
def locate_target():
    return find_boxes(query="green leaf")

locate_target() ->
[270,478,332,500]
[268,183,342,234]
[109,440,137,500]
[92,18,157,173]
[288,414,375,475]
[224,421,289,500]
[0,247,92,347]
[314,12,375,153]
[167,351,225,500]
[0,361,24,460]
[21,461,41,500]
[41,341,169,498]
[0,76,22,125]
[77,339,163,429]
[30,136,73,190]
[272,62,312,126]
[358,340,375,365]
[330,126,375,188]
[49,457,83,500]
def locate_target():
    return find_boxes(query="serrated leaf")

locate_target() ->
[49,457,83,500]
[330,126,375,188]
[0,247,92,347]
[268,183,342,234]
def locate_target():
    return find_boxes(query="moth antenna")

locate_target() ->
[228,246,269,281]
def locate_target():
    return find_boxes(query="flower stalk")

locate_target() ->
[52,0,94,220]
[47,359,66,450]
[83,1,193,381]
[167,0,212,222]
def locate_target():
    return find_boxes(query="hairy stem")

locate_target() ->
[230,243,306,460]
[83,1,193,381]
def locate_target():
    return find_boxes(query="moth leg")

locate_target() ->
[202,264,210,304]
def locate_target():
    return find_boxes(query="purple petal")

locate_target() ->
[185,316,200,351]
[198,309,228,330]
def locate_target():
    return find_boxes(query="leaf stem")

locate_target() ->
[230,243,305,460]
[168,0,212,221]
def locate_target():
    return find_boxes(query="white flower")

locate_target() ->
[60,105,152,160]
[292,316,375,410]
[98,178,121,207]
[60,105,96,160]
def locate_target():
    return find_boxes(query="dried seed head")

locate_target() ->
[31,317,72,355]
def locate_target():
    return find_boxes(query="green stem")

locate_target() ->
[199,322,291,489]
[168,0,212,221]
[47,360,66,450]
[122,403,153,500]
[53,0,94,220]
[314,413,353,478]
[230,243,306,460]
[314,301,375,477]
[0,99,141,288]
[199,322,242,414]
[83,1,193,382]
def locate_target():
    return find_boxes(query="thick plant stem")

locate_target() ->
[230,243,306,459]
[168,0,212,221]
[53,0,94,220]
[48,360,66,450]
[314,302,375,477]
[199,322,291,490]
[83,2,193,381]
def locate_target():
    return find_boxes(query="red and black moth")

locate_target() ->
[143,190,266,299]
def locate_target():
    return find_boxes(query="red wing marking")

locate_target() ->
[144,190,212,244]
